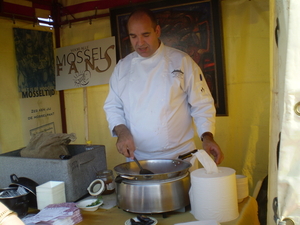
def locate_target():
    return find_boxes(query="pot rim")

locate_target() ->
[114,159,191,181]
[119,172,190,184]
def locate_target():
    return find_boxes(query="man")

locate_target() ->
[104,8,224,164]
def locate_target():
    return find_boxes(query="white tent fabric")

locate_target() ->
[270,0,300,224]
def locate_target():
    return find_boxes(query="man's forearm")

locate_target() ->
[201,132,214,141]
[113,124,128,136]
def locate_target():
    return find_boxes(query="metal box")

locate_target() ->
[0,145,107,202]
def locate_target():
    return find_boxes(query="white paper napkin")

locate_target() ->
[189,150,218,174]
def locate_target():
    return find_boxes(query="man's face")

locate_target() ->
[127,14,161,57]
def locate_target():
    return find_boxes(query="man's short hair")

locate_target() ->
[127,7,158,30]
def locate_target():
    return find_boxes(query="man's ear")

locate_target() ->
[155,25,161,37]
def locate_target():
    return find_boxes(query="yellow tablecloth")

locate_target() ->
[77,196,260,225]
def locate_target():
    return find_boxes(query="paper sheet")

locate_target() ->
[22,203,82,225]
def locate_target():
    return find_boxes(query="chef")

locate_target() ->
[104,7,224,164]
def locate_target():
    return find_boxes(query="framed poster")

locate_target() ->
[110,0,227,115]
[13,28,55,97]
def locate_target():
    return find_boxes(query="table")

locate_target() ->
[77,196,260,225]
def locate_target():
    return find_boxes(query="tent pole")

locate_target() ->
[52,0,67,133]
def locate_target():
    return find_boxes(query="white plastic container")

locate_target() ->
[36,181,66,209]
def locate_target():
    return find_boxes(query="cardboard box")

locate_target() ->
[0,145,107,202]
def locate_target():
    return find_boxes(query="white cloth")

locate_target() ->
[104,42,216,160]
[274,0,300,224]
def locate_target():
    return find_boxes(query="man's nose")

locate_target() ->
[137,36,145,46]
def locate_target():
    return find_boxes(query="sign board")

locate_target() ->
[55,37,116,90]
[20,93,62,143]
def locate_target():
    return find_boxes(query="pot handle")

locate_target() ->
[115,175,135,184]
[10,174,19,183]
[178,149,198,160]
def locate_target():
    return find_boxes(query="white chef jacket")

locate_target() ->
[104,42,216,160]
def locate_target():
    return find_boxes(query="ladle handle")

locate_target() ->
[133,157,144,170]
[178,149,198,160]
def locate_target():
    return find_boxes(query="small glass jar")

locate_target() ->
[96,169,115,195]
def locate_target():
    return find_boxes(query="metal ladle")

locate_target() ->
[133,157,154,174]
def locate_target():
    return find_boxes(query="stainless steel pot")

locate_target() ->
[114,152,195,213]
[115,172,190,213]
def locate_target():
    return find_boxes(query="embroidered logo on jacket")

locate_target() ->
[171,69,184,79]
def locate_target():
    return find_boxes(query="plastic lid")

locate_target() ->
[87,179,105,196]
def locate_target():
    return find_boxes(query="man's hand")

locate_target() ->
[201,132,224,164]
[113,124,135,159]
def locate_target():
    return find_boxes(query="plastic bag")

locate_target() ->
[20,132,76,159]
